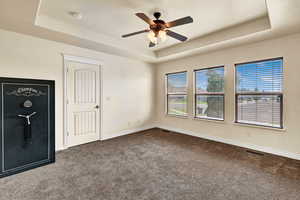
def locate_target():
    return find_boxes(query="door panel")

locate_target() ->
[74,111,96,136]
[66,61,100,147]
[75,70,96,104]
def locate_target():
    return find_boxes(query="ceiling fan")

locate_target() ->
[122,12,193,47]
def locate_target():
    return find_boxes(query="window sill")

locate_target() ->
[166,114,189,119]
[193,117,226,124]
[233,122,286,132]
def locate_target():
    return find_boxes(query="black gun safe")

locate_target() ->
[0,77,55,178]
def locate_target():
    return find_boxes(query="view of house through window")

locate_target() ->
[195,67,225,120]
[235,58,283,128]
[166,72,187,116]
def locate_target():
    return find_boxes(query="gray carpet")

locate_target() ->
[0,129,299,200]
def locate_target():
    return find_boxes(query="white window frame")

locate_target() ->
[234,57,284,129]
[194,66,225,121]
[165,71,188,117]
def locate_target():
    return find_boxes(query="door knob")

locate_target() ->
[95,105,99,109]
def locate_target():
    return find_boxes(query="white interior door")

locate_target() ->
[66,60,101,147]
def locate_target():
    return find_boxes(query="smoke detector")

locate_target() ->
[68,11,83,20]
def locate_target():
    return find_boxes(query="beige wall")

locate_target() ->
[1,27,300,159]
[0,29,155,151]
[155,33,300,159]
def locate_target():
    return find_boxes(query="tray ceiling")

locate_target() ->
[1,0,300,63]
[38,0,268,50]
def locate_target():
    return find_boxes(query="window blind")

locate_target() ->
[235,58,283,128]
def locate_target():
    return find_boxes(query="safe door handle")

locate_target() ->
[18,112,37,125]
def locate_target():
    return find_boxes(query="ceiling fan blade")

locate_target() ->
[149,42,156,48]
[166,16,193,28]
[122,30,149,38]
[136,13,155,25]
[166,30,188,42]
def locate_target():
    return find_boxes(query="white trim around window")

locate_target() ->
[165,71,188,118]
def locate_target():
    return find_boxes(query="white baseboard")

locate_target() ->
[56,124,300,161]
[55,148,66,152]
[56,125,156,152]
[101,125,156,141]
[157,125,300,161]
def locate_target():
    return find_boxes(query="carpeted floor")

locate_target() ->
[0,128,300,200]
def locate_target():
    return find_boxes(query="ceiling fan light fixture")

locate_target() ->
[158,30,167,42]
[147,30,158,44]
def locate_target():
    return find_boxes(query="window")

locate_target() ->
[166,72,188,116]
[194,67,224,120]
[235,58,283,128]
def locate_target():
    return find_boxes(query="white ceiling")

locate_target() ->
[0,0,300,63]
[39,0,268,50]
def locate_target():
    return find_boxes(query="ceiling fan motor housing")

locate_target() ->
[150,13,167,36]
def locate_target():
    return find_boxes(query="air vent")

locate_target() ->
[246,150,265,156]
